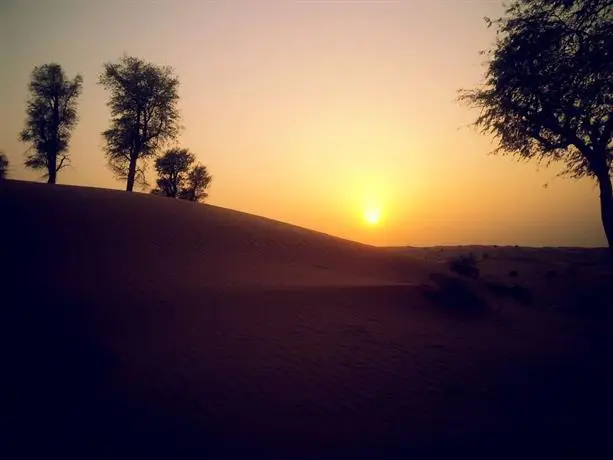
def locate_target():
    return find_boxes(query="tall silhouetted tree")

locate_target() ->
[19,64,83,184]
[99,56,180,192]
[460,0,613,247]
[179,164,212,202]
[153,148,195,198]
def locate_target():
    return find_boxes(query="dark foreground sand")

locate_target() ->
[2,180,611,459]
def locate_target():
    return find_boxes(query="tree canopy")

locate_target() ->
[19,64,83,184]
[179,164,212,203]
[460,0,613,246]
[152,147,212,202]
[153,148,195,198]
[0,152,9,181]
[99,56,181,191]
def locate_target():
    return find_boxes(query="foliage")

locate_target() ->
[19,64,83,184]
[460,0,612,177]
[152,148,212,202]
[423,272,488,314]
[459,0,613,246]
[483,279,533,305]
[99,56,181,191]
[153,148,195,198]
[0,153,8,180]
[179,164,212,202]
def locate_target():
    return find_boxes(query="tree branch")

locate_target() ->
[56,155,67,171]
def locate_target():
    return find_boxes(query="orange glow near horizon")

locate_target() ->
[0,0,606,247]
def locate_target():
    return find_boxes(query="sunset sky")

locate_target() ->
[0,0,605,247]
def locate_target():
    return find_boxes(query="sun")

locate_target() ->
[364,207,381,225]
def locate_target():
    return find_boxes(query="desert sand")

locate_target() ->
[2,180,611,459]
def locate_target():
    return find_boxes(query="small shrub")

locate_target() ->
[483,279,509,296]
[509,285,533,305]
[448,253,480,279]
[424,272,487,314]
[483,279,533,306]
[483,252,490,259]
[509,270,519,278]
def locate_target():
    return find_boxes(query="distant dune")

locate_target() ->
[2,180,610,459]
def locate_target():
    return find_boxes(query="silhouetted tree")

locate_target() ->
[179,164,212,202]
[0,152,9,193]
[19,64,83,184]
[99,56,180,192]
[153,148,195,198]
[460,0,613,247]
[0,153,8,180]
[151,147,212,202]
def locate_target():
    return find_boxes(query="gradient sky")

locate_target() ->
[0,0,605,247]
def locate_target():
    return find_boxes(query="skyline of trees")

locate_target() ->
[12,56,212,202]
[9,0,613,245]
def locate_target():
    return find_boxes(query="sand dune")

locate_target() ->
[2,180,611,459]
[3,180,437,291]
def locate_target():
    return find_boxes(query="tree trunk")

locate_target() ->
[47,154,57,184]
[126,154,137,192]
[596,170,613,248]
[127,109,142,193]
[49,97,60,185]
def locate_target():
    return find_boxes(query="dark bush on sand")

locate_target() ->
[448,253,480,279]
[421,272,487,314]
